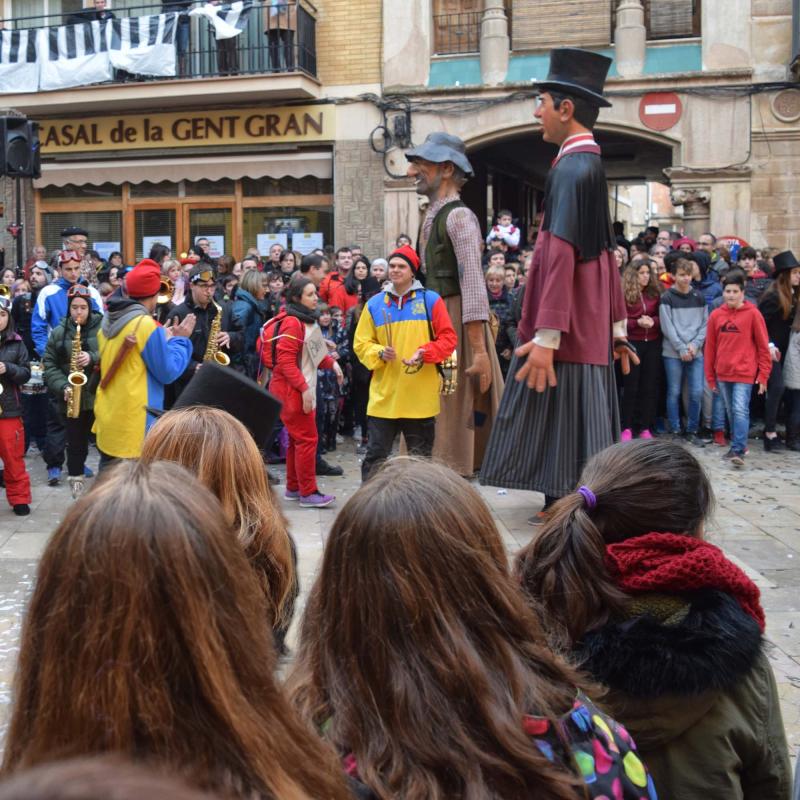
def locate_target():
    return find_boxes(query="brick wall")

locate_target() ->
[315,0,382,86]
[750,136,800,250]
[334,140,385,255]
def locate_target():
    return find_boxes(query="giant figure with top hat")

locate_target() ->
[481,48,637,514]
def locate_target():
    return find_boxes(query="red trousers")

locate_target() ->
[277,387,319,497]
[0,417,31,506]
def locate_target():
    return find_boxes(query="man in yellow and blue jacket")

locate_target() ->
[94,259,196,466]
[354,245,457,481]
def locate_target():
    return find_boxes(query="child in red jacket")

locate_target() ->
[705,272,772,466]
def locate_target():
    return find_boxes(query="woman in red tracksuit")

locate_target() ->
[264,277,342,509]
[0,296,32,516]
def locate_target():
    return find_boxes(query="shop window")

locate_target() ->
[129,181,180,198]
[40,183,121,200]
[189,208,233,259]
[241,176,333,197]
[134,209,176,261]
[184,179,236,196]
[41,211,122,257]
[243,206,333,254]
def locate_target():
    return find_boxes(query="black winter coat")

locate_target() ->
[758,287,796,356]
[0,332,31,418]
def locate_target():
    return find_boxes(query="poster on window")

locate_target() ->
[142,235,172,257]
[195,235,225,259]
[256,233,288,256]
[293,232,324,255]
[94,242,121,261]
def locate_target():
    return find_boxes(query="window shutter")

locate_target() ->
[647,0,695,38]
[512,0,611,50]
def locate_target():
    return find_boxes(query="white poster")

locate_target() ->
[195,235,225,259]
[257,233,288,255]
[293,232,324,255]
[142,235,172,257]
[94,241,120,261]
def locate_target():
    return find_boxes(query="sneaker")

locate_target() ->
[299,492,335,508]
[685,433,706,448]
[316,458,343,477]
[267,469,281,486]
[68,477,84,500]
[284,488,301,501]
[620,428,633,442]
[713,431,728,447]
[12,504,29,516]
[731,452,745,467]
[638,429,653,440]
[47,467,61,486]
[356,440,368,455]
[83,465,94,478]
[527,510,548,526]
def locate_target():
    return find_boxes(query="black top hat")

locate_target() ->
[772,250,800,275]
[149,363,282,448]
[405,132,474,177]
[535,48,613,108]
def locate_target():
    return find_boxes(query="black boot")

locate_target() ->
[763,433,786,452]
[787,426,800,451]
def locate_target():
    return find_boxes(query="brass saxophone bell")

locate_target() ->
[213,351,231,366]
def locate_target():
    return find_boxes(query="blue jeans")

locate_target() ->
[663,355,704,434]
[717,381,753,455]
[712,391,727,432]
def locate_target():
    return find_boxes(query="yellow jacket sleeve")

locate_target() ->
[354,306,385,371]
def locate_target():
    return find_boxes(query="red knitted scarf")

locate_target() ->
[605,533,765,632]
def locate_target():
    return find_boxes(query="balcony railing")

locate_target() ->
[612,0,701,41]
[0,0,317,86]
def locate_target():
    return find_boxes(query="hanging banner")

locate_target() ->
[38,20,112,92]
[107,13,178,77]
[0,29,38,94]
[189,0,253,39]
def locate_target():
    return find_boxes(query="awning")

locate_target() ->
[34,150,332,188]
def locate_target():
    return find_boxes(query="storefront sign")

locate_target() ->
[40,104,333,154]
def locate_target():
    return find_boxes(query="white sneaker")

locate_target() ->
[68,476,85,500]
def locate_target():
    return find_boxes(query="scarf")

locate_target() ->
[605,533,765,632]
[285,302,318,325]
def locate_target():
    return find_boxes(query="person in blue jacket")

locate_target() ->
[691,251,723,310]
[32,251,103,358]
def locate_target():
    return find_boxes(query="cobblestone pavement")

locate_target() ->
[0,439,798,757]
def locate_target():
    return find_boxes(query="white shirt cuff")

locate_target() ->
[533,328,561,349]
[613,320,626,339]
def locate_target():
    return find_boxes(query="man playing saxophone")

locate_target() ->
[169,264,242,400]
[42,285,102,499]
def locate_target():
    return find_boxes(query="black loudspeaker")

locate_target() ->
[0,117,40,179]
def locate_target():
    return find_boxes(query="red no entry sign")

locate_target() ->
[639,92,683,131]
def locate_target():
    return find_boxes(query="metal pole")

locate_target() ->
[15,177,23,273]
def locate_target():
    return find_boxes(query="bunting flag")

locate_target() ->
[108,12,178,76]
[0,28,38,94]
[38,19,112,92]
[189,0,253,39]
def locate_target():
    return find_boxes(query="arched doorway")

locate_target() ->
[463,125,678,244]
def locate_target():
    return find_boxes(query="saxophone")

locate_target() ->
[203,301,230,366]
[65,323,88,419]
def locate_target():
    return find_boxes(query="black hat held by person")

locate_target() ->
[149,363,282,448]
[772,251,800,275]
[535,47,613,108]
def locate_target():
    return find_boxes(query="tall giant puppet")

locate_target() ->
[406,133,504,477]
[481,48,636,515]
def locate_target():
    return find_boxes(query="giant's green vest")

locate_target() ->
[422,199,465,298]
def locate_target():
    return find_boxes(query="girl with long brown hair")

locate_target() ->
[619,263,662,441]
[517,439,791,799]
[289,458,656,800]
[758,252,800,450]
[139,406,295,637]
[1,460,351,800]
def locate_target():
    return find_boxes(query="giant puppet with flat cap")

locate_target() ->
[481,48,637,518]
[406,132,504,477]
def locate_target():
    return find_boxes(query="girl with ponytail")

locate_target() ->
[289,458,656,800]
[518,439,791,800]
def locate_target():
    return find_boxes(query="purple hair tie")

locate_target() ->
[577,485,597,510]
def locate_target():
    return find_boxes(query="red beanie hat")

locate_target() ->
[389,244,421,273]
[125,258,162,299]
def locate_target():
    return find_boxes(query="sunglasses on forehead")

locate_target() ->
[67,285,91,300]
[60,252,82,264]
[0,297,12,312]
[191,270,215,284]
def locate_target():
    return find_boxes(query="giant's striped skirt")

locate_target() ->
[480,356,620,497]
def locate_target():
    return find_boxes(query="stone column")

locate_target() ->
[670,186,712,240]
[480,0,509,86]
[614,0,646,78]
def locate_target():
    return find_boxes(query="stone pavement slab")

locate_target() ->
[0,439,796,757]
